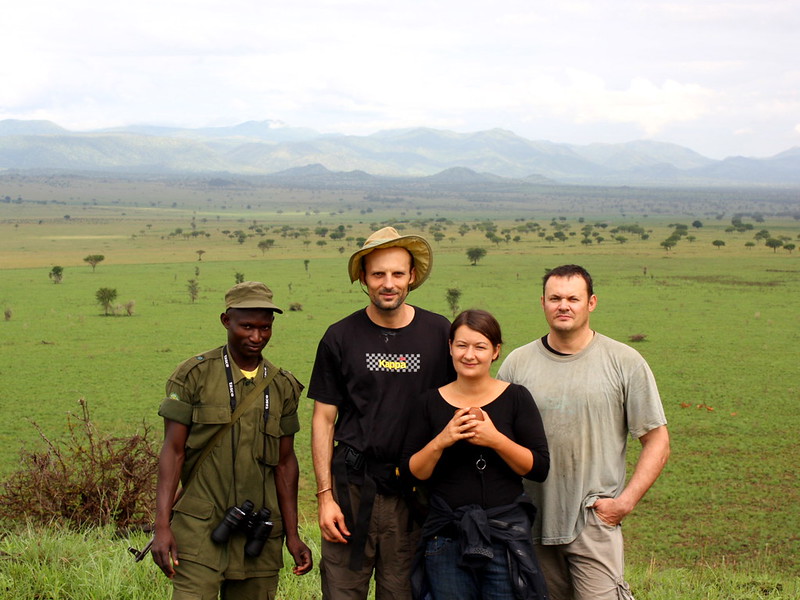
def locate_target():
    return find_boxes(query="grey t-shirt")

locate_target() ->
[497,333,666,545]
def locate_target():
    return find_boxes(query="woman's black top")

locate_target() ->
[401,383,549,510]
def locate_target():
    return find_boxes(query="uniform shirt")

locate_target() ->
[308,306,454,462]
[497,333,667,545]
[158,346,302,577]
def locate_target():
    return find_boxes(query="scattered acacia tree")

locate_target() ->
[235,272,245,284]
[765,238,784,253]
[187,279,200,303]
[445,288,462,317]
[258,239,275,254]
[95,287,118,315]
[49,266,64,284]
[712,240,726,249]
[83,254,105,272]
[466,247,487,266]
[660,240,676,252]
[196,250,206,262]
[784,243,796,254]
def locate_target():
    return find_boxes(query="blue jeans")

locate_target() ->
[425,535,515,600]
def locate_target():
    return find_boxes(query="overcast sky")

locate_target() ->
[3,0,798,159]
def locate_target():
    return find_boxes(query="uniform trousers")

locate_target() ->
[172,557,278,600]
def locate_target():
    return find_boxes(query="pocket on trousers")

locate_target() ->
[424,536,453,558]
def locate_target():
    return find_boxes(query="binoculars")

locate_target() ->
[211,500,274,558]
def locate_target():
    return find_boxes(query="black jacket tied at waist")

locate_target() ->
[412,494,549,600]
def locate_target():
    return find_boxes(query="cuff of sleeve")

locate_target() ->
[280,412,301,437]
[158,396,193,425]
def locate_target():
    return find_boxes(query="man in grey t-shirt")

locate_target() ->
[498,264,670,600]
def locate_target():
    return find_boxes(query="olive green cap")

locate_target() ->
[224,281,283,313]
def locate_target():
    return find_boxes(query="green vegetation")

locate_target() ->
[49,265,64,283]
[466,246,487,265]
[83,254,105,272]
[95,286,118,315]
[0,174,798,598]
[445,287,462,317]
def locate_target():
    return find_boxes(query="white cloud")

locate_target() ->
[1,0,799,157]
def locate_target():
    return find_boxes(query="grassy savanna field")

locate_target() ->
[0,175,799,598]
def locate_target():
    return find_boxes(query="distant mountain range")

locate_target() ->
[1,119,799,186]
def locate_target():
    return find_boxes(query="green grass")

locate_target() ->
[1,183,799,596]
[1,524,797,600]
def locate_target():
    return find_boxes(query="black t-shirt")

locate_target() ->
[308,306,455,462]
[401,383,549,510]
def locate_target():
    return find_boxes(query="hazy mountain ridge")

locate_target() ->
[0,119,798,186]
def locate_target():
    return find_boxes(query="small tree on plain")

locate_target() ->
[4,308,11,321]
[660,240,676,252]
[235,272,245,284]
[83,255,105,272]
[445,288,462,317]
[49,266,64,284]
[765,238,783,253]
[196,250,206,262]
[187,279,200,303]
[712,240,726,249]
[784,243,796,254]
[466,247,487,266]
[95,287,118,315]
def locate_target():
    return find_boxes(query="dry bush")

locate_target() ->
[0,398,158,530]
[289,302,303,311]
[628,334,648,343]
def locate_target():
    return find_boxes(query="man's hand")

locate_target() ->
[317,492,351,544]
[151,525,180,578]
[592,497,632,527]
[593,425,671,527]
[286,535,313,575]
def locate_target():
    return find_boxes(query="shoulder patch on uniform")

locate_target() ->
[168,392,180,401]
[195,355,205,361]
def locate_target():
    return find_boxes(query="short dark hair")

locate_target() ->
[543,264,594,297]
[450,309,503,348]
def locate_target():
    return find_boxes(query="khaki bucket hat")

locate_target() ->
[347,227,432,290]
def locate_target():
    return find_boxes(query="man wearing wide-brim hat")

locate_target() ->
[309,227,455,600]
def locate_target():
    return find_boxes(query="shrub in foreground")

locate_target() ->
[0,398,158,530]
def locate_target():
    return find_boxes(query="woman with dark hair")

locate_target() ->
[403,309,550,600]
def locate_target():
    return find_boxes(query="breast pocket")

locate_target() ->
[255,411,282,466]
[187,405,230,450]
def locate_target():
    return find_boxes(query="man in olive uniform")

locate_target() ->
[152,281,312,600]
